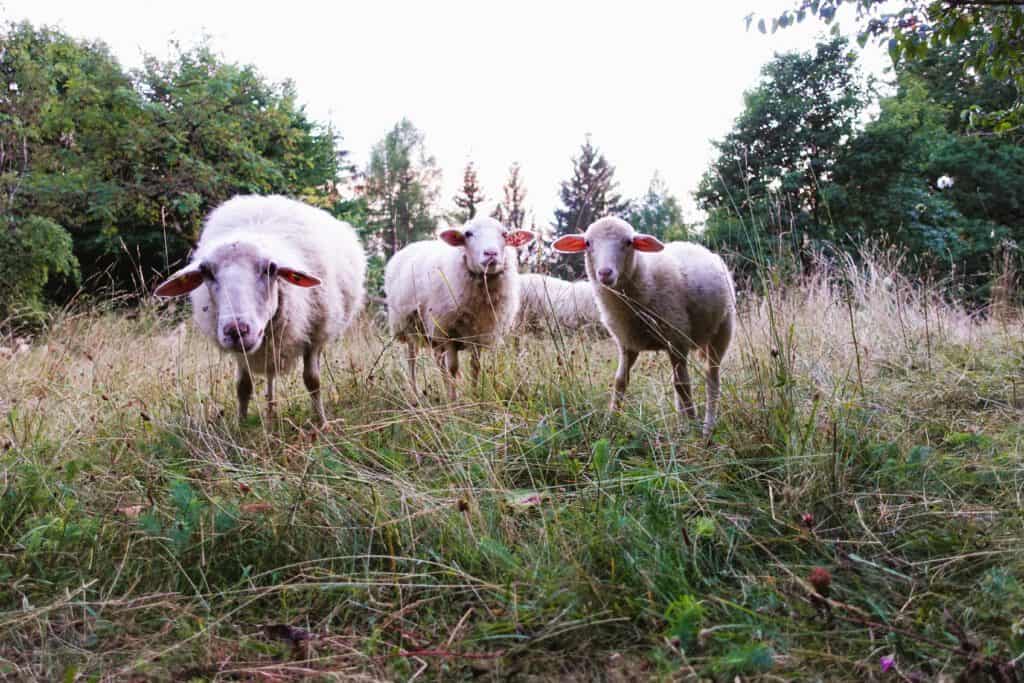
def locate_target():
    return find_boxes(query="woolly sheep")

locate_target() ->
[517,274,602,333]
[154,195,366,424]
[385,217,534,400]
[554,217,735,436]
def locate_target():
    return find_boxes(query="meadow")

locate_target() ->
[1,250,1023,681]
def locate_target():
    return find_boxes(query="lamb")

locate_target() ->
[517,274,602,333]
[154,194,366,424]
[554,217,735,436]
[385,217,534,400]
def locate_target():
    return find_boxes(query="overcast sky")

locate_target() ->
[3,0,889,225]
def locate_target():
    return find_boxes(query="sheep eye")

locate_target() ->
[264,261,278,277]
[199,263,215,282]
[623,238,633,247]
[584,239,591,248]
[464,231,473,239]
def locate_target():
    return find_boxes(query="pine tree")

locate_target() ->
[497,162,527,230]
[363,118,441,259]
[551,136,629,278]
[452,160,485,222]
[626,172,689,242]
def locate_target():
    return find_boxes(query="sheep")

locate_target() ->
[517,274,602,333]
[153,194,366,424]
[554,217,735,436]
[385,217,534,401]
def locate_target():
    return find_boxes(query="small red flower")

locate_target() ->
[808,567,831,598]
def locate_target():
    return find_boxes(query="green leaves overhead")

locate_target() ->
[755,1,1024,133]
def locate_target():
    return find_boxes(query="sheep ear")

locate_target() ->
[552,235,587,253]
[277,267,322,288]
[439,229,465,247]
[506,230,535,248]
[154,266,204,298]
[632,234,665,252]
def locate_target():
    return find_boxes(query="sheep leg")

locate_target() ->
[443,343,460,402]
[303,345,326,426]
[265,373,277,421]
[610,347,638,411]
[469,345,481,386]
[671,352,698,419]
[405,340,420,398]
[703,318,733,438]
[236,363,253,422]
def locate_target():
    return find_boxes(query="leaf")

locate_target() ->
[665,595,703,649]
[591,438,613,477]
[479,537,519,571]
[711,643,774,675]
[240,502,273,514]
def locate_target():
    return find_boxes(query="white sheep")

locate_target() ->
[517,274,602,333]
[385,217,534,400]
[154,194,366,424]
[554,217,735,436]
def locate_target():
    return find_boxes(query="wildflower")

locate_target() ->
[8,82,17,92]
[937,175,954,190]
[808,567,831,598]
[801,512,814,528]
[880,655,895,672]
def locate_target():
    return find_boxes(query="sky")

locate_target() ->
[3,0,890,225]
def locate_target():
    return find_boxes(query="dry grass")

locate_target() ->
[1,252,1023,681]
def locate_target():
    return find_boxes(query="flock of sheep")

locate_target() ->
[155,194,736,436]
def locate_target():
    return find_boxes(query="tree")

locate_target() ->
[551,136,629,278]
[696,37,867,266]
[829,69,1024,300]
[452,160,485,223]
[363,118,441,259]
[496,162,528,230]
[0,21,346,312]
[626,173,689,242]
[753,1,1024,133]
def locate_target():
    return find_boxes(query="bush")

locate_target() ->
[0,215,79,323]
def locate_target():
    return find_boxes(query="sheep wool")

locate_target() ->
[385,217,533,400]
[154,194,366,423]
[554,216,735,436]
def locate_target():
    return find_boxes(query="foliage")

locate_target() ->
[625,172,689,242]
[698,33,1024,301]
[830,71,1024,298]
[451,160,485,223]
[0,216,78,322]
[494,161,528,230]
[754,0,1024,133]
[551,136,629,278]
[697,37,868,273]
[362,118,441,258]
[0,21,345,312]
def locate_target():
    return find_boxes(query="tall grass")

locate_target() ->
[1,247,1022,680]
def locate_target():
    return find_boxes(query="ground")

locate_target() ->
[1,256,1023,681]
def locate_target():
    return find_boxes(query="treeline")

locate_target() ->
[699,33,1024,301]
[0,22,350,320]
[2,12,1021,322]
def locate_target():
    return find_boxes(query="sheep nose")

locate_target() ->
[598,268,614,283]
[223,321,250,342]
[483,249,499,260]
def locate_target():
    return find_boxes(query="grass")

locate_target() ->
[1,251,1023,681]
